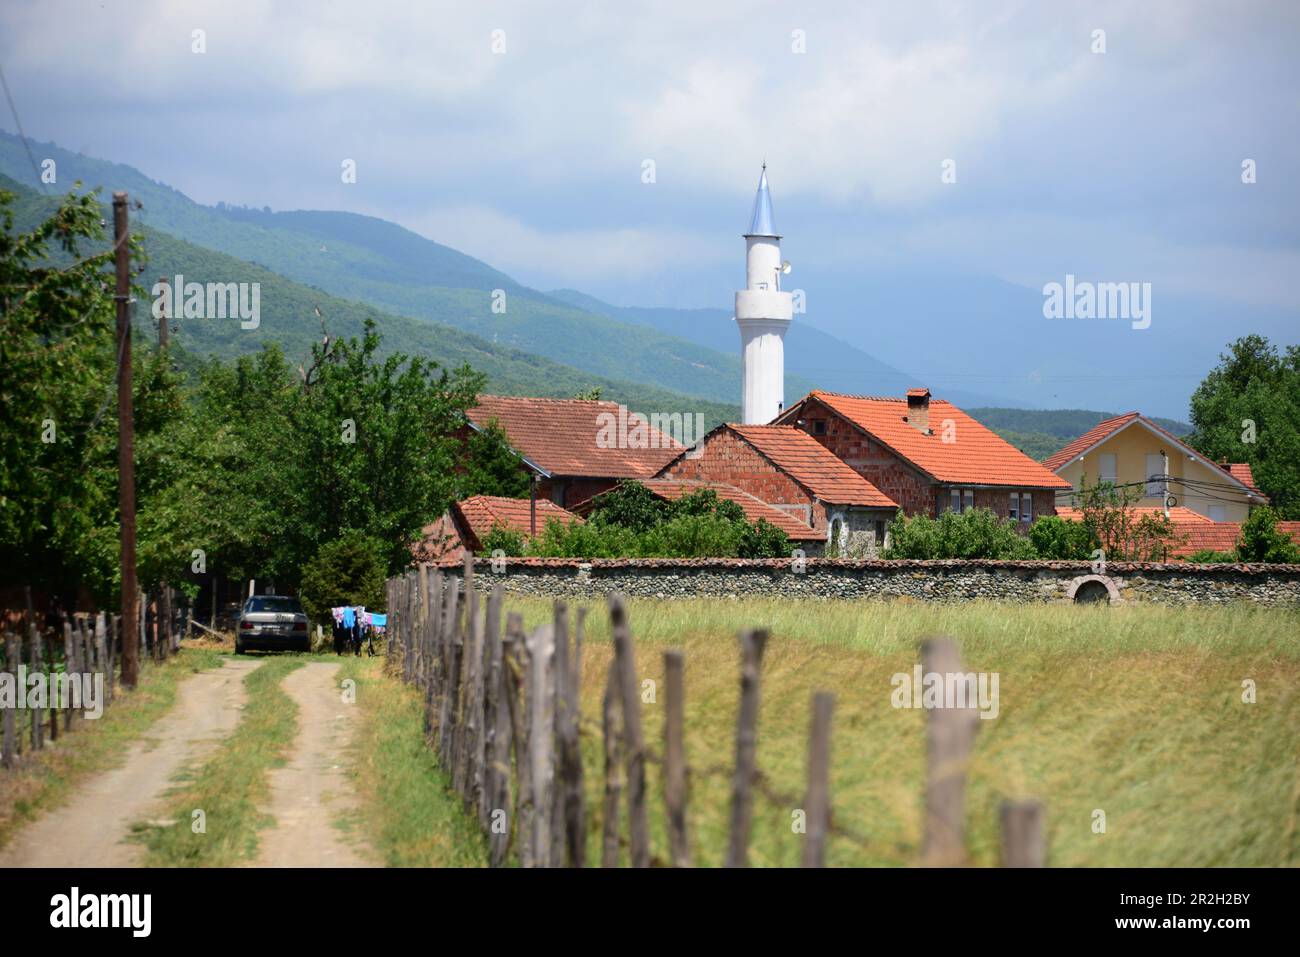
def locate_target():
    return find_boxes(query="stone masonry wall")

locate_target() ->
[455,557,1300,606]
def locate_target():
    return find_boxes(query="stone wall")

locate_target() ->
[457,557,1300,606]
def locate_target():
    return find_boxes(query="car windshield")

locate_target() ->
[245,596,303,614]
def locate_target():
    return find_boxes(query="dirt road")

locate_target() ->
[252,661,375,867]
[0,657,263,868]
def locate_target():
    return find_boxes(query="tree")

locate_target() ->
[1187,336,1300,518]
[1237,507,1300,563]
[457,418,529,499]
[1075,476,1179,561]
[297,531,387,624]
[1028,515,1098,560]
[479,523,525,557]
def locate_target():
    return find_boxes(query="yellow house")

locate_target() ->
[1044,412,1267,522]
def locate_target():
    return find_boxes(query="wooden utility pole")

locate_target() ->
[157,276,169,351]
[114,192,139,689]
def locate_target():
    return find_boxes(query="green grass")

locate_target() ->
[0,647,226,852]
[133,656,304,866]
[336,655,488,867]
[495,598,1300,867]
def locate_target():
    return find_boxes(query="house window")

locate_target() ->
[950,489,975,513]
[812,420,827,435]
[1099,453,1118,485]
[874,520,886,544]
[1009,493,1020,523]
[1022,493,1033,523]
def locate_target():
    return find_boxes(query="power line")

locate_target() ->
[0,60,47,195]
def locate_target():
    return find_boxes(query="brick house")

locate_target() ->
[773,389,1071,523]
[657,423,898,554]
[464,395,683,507]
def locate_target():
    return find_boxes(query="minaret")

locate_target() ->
[736,165,792,424]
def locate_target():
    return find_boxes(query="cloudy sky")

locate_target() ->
[3,0,1297,415]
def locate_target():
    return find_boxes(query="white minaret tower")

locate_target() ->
[736,165,792,424]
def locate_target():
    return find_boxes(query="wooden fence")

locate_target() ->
[1,587,180,770]
[385,556,1048,868]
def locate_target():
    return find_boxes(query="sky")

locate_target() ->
[2,0,1297,417]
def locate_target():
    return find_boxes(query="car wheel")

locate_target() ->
[234,640,244,655]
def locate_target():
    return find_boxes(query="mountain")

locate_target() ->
[967,407,1193,462]
[0,132,817,407]
[1,173,739,429]
[547,288,1020,409]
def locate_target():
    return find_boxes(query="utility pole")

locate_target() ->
[157,275,169,351]
[114,192,139,689]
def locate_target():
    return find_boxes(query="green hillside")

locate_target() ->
[1,174,738,429]
[0,132,788,406]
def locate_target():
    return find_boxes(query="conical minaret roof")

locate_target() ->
[745,164,778,238]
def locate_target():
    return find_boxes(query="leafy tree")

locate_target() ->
[1184,549,1238,563]
[884,507,1037,560]
[1075,476,1179,561]
[1028,515,1098,560]
[572,387,603,400]
[458,418,529,499]
[1237,507,1300,563]
[738,518,792,559]
[479,523,525,557]
[588,481,668,532]
[1187,335,1300,518]
[297,530,387,624]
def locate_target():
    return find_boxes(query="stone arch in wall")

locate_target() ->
[1065,574,1122,605]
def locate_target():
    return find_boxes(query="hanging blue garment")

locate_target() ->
[369,613,387,627]
[342,606,356,629]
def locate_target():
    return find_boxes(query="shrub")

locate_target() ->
[1184,549,1238,563]
[1028,515,1098,560]
[1237,507,1300,563]
[884,507,1036,560]
[479,523,525,557]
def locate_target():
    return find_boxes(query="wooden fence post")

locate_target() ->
[505,613,534,869]
[62,622,74,731]
[609,594,649,867]
[28,620,43,749]
[465,589,486,815]
[920,636,981,867]
[663,649,690,867]
[726,628,768,868]
[600,658,623,868]
[554,602,585,867]
[438,580,460,768]
[2,633,17,768]
[1000,799,1046,867]
[481,582,503,830]
[525,622,556,867]
[802,691,834,868]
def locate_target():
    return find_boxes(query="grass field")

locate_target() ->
[491,598,1300,867]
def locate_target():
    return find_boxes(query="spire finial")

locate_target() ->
[746,163,777,237]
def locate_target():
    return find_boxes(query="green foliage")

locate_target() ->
[572,387,603,400]
[297,530,388,624]
[1075,476,1179,561]
[457,418,529,499]
[479,523,525,557]
[883,507,1037,560]
[1184,549,1238,564]
[1237,507,1300,564]
[1028,515,1098,560]
[1186,335,1300,518]
[528,482,790,558]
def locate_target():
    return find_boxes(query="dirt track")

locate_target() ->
[252,661,374,867]
[0,657,262,868]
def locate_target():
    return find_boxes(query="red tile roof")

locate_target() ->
[467,395,683,479]
[415,495,581,566]
[636,479,824,541]
[797,391,1072,489]
[1042,412,1141,471]
[1226,463,1260,493]
[1053,508,1300,558]
[728,424,898,507]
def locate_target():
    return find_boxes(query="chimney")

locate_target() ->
[906,388,931,434]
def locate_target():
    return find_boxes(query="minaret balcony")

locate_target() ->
[735,288,793,322]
